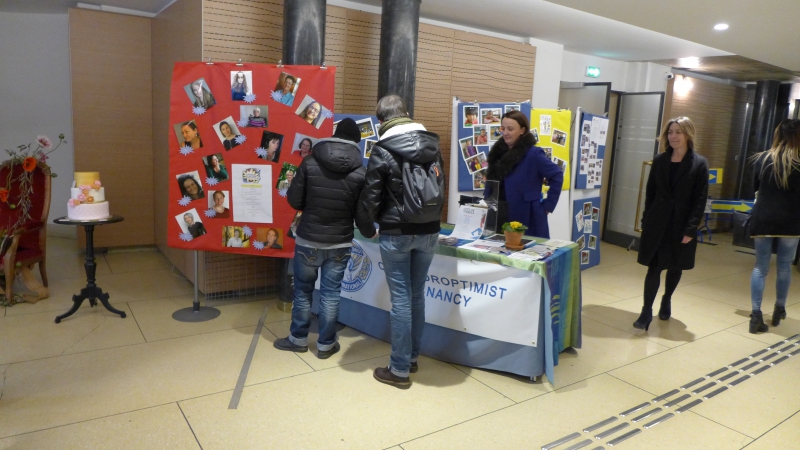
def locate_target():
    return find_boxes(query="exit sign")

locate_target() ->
[585,66,600,78]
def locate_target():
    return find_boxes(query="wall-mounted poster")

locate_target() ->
[454,102,532,192]
[575,112,609,189]
[168,62,335,257]
[530,109,571,191]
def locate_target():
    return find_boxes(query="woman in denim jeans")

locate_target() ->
[749,119,800,333]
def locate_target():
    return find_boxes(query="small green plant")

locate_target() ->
[502,221,528,233]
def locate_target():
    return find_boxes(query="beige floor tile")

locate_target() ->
[104,248,173,274]
[746,411,800,449]
[179,356,513,450]
[692,250,755,280]
[678,269,800,310]
[610,331,767,395]
[44,252,112,281]
[608,411,751,450]
[264,319,391,370]
[450,363,553,402]
[690,348,800,438]
[597,241,637,267]
[97,269,194,303]
[581,286,624,310]
[582,292,748,348]
[553,317,668,387]
[582,262,702,299]
[725,301,800,344]
[4,277,93,317]
[0,327,311,438]
[130,296,289,342]
[0,404,200,450]
[44,236,80,256]
[0,303,143,365]
[403,374,648,449]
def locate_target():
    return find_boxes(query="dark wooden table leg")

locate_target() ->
[55,224,125,323]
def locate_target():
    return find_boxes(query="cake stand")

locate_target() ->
[52,215,125,323]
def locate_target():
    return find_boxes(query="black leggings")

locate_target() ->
[643,266,682,309]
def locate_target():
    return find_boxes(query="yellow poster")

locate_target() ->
[530,109,571,190]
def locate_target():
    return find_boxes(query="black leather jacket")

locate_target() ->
[287,138,376,244]
[358,127,443,235]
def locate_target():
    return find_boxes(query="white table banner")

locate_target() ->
[328,239,541,347]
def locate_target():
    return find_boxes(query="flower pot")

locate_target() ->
[504,230,525,251]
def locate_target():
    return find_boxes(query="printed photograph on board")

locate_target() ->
[223,226,250,248]
[464,153,485,174]
[183,78,216,109]
[592,207,599,221]
[276,162,298,190]
[576,234,585,249]
[257,227,284,249]
[583,202,592,216]
[176,208,206,238]
[459,136,478,160]
[589,235,597,249]
[202,153,229,182]
[551,128,567,147]
[356,118,376,139]
[213,117,243,150]
[541,146,553,159]
[581,250,589,265]
[240,105,268,128]
[230,71,253,101]
[505,104,520,113]
[174,120,203,150]
[273,72,300,106]
[364,140,377,159]
[473,170,486,190]
[489,125,502,141]
[552,157,566,173]
[295,95,329,129]
[539,115,552,135]
[463,106,479,126]
[259,131,284,162]
[481,108,501,124]
[473,125,489,145]
[207,190,230,218]
[291,133,318,158]
[176,171,204,201]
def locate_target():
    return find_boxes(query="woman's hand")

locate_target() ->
[681,236,693,244]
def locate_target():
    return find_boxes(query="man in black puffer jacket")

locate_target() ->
[273,118,376,359]
[358,95,443,389]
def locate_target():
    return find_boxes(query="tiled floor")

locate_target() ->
[1,234,799,449]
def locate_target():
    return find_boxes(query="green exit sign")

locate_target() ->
[585,66,600,78]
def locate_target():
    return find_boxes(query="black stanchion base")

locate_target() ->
[172,306,221,322]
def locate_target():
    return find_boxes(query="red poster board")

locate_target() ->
[167,62,335,258]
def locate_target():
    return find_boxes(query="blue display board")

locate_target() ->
[455,102,532,192]
[333,114,380,167]
[571,196,600,269]
[574,112,609,189]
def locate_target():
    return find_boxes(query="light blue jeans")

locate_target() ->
[379,233,438,377]
[289,245,351,351]
[750,237,800,312]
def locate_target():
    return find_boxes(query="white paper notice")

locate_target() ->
[450,205,489,240]
[232,164,273,223]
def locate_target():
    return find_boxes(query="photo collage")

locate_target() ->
[168,63,335,255]
[529,109,572,190]
[333,115,380,161]
[573,197,601,268]
[577,113,609,189]
[460,103,523,190]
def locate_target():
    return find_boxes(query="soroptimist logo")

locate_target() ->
[342,241,371,292]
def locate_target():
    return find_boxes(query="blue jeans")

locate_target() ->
[751,237,800,311]
[379,233,438,377]
[289,245,351,351]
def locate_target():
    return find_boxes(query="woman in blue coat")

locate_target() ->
[485,111,563,238]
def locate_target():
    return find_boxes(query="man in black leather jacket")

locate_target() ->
[358,95,443,389]
[273,118,376,359]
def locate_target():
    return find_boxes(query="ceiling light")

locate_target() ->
[677,57,701,69]
[714,23,729,31]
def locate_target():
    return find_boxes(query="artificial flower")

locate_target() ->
[93,180,101,189]
[36,135,52,150]
[87,196,95,203]
[80,184,91,191]
[68,199,76,207]
[22,157,37,172]
[77,194,86,202]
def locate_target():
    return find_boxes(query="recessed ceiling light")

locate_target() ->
[714,23,729,31]
[677,57,701,69]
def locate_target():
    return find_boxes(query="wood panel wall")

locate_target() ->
[152,0,203,281]
[668,76,748,200]
[69,8,154,247]
[200,2,536,220]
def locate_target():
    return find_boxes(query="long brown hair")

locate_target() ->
[658,116,696,152]
[501,110,537,144]
[754,119,800,189]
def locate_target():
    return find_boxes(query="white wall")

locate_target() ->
[528,37,564,109]
[560,51,670,94]
[0,12,75,237]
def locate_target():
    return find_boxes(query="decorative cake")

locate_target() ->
[67,172,110,220]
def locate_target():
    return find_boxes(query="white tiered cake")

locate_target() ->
[67,172,110,220]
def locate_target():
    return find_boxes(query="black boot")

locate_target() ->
[749,311,769,334]
[772,305,787,326]
[633,307,653,331]
[658,296,671,321]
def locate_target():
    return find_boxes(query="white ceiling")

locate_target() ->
[4,0,795,72]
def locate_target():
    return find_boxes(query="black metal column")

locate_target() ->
[282,0,326,65]
[739,80,780,199]
[378,0,421,118]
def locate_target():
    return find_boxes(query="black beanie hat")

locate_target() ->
[333,118,361,144]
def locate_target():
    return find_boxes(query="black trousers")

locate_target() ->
[643,265,682,309]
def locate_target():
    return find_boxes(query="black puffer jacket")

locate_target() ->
[358,127,442,235]
[750,153,800,237]
[287,138,375,244]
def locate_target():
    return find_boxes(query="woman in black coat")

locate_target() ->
[634,117,709,330]
[748,119,800,333]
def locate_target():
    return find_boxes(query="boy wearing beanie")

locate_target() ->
[274,118,376,358]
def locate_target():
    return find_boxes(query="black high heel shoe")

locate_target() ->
[772,305,786,326]
[633,307,653,331]
[750,310,769,334]
[658,296,671,321]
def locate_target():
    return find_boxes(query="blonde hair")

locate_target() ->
[659,116,696,152]
[753,119,800,189]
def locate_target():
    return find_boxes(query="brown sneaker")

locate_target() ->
[373,367,411,389]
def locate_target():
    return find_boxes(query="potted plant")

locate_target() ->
[502,221,528,250]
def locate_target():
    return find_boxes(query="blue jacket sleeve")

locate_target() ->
[536,150,563,213]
